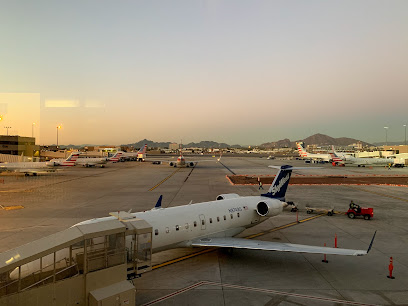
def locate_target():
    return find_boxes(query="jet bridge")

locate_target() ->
[0,213,153,306]
[109,211,153,279]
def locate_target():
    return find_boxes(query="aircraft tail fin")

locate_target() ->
[262,165,317,201]
[109,151,123,162]
[261,165,295,201]
[138,144,147,154]
[330,146,344,163]
[296,142,308,158]
[62,152,80,166]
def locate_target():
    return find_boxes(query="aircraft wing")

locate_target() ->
[191,235,375,256]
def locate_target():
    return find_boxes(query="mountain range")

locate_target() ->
[56,134,393,150]
[124,134,371,149]
[123,139,242,149]
[259,133,372,148]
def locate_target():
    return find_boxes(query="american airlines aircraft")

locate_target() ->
[76,151,123,167]
[296,143,332,162]
[0,152,79,176]
[76,165,375,256]
[330,150,393,167]
[120,145,148,161]
[50,151,122,167]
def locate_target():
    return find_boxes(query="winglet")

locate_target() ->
[367,230,377,253]
[154,195,163,208]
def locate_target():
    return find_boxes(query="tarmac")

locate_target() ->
[1,156,408,305]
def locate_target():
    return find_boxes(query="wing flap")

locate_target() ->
[191,237,367,256]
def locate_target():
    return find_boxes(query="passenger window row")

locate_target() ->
[154,212,241,236]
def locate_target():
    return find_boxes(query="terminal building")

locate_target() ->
[0,135,40,162]
[0,135,38,156]
[0,212,152,306]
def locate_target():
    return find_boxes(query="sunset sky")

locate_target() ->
[1,1,407,145]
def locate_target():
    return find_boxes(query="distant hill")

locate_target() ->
[260,133,371,148]
[123,139,242,149]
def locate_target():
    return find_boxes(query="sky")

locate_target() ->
[0,0,407,146]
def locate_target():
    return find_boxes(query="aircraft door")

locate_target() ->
[199,214,206,230]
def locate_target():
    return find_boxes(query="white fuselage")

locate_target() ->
[302,152,331,162]
[0,162,53,171]
[345,156,393,166]
[78,196,283,252]
[76,157,107,167]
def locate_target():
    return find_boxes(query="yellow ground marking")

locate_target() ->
[148,168,181,191]
[151,214,324,270]
[245,214,324,239]
[152,248,216,270]
[0,205,25,210]
[0,189,33,193]
[347,185,408,203]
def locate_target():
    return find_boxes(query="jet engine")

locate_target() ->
[256,200,282,217]
[216,193,240,201]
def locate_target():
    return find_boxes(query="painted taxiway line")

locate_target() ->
[218,161,236,175]
[141,281,207,306]
[148,168,181,191]
[142,280,379,306]
[0,205,25,211]
[245,213,324,239]
[0,189,33,193]
[152,248,216,270]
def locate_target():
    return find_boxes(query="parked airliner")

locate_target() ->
[120,145,148,161]
[0,153,79,176]
[330,149,394,167]
[76,165,375,256]
[151,148,220,167]
[296,143,332,162]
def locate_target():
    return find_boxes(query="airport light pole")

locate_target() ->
[384,126,389,146]
[4,126,11,136]
[32,122,36,137]
[56,125,61,148]
[404,124,407,146]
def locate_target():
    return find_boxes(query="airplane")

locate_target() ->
[76,165,375,256]
[163,149,222,167]
[0,152,80,176]
[330,150,394,167]
[107,151,123,163]
[296,142,332,162]
[120,145,147,161]
[8,165,376,280]
[50,151,122,167]
[148,145,220,167]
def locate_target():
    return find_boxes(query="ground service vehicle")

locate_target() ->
[347,207,374,220]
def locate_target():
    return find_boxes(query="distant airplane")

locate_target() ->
[166,149,221,167]
[8,165,376,280]
[296,142,331,162]
[0,152,79,176]
[120,145,148,161]
[107,151,123,163]
[149,144,220,167]
[75,151,123,167]
[330,148,393,167]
